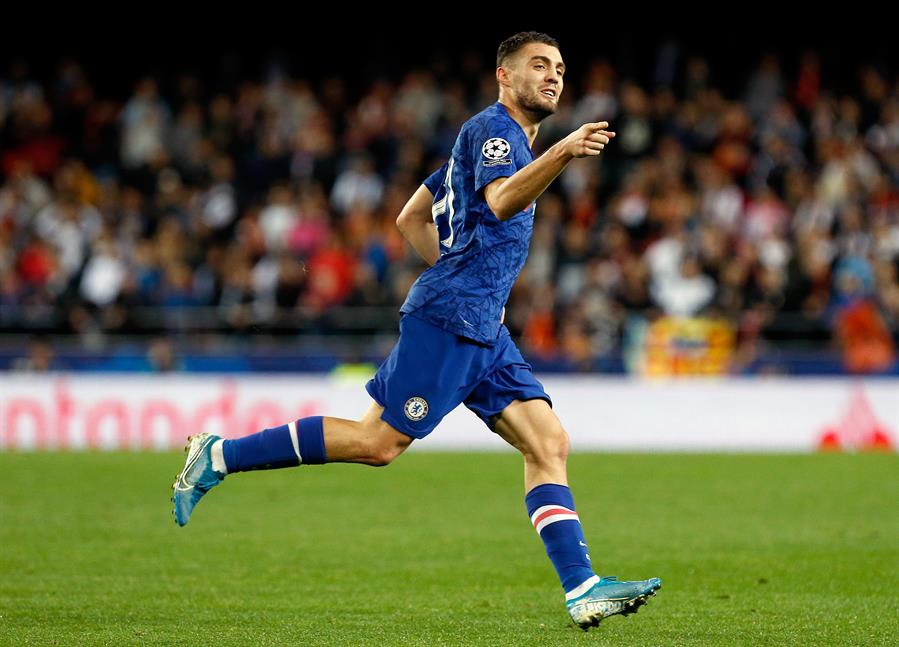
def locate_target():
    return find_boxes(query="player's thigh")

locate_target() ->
[491,398,569,460]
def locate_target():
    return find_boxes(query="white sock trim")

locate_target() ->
[287,420,303,463]
[565,575,600,601]
[210,439,228,474]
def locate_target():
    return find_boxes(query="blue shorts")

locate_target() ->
[365,314,552,439]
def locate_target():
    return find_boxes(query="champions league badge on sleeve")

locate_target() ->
[482,138,511,159]
[482,138,513,167]
[404,396,429,421]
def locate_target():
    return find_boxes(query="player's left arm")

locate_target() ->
[396,184,440,266]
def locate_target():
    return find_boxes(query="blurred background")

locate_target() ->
[0,21,896,451]
[2,24,896,376]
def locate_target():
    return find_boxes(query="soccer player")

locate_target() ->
[172,31,661,629]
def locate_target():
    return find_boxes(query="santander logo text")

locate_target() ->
[1,379,323,451]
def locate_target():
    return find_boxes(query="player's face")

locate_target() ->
[508,43,565,119]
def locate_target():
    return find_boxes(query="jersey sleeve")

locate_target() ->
[471,118,522,193]
[423,162,448,195]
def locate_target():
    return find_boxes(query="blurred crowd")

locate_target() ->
[1,49,897,370]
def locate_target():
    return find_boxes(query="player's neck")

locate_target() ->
[498,98,540,147]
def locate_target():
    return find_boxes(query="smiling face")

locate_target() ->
[499,42,565,121]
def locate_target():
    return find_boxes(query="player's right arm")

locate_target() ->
[396,184,440,266]
[484,122,615,221]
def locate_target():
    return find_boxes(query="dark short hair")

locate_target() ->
[496,32,560,68]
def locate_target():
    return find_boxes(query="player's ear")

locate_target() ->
[496,66,510,89]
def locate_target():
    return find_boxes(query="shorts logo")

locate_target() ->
[404,397,429,421]
[482,138,511,160]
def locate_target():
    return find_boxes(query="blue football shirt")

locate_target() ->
[400,101,536,346]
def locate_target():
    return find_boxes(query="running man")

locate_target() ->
[173,31,661,630]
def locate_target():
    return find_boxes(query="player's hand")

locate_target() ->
[562,122,616,158]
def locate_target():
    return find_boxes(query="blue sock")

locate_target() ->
[222,416,326,473]
[525,483,597,597]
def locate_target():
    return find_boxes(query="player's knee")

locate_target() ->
[553,427,570,462]
[350,409,408,466]
[359,420,412,467]
[523,425,569,466]
[367,440,406,467]
[544,426,570,464]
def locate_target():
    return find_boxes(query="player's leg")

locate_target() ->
[464,322,661,628]
[490,398,660,629]
[489,398,596,592]
[172,401,413,526]
[463,353,601,602]
[217,400,413,471]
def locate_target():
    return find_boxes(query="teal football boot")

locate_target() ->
[172,432,225,526]
[566,575,661,630]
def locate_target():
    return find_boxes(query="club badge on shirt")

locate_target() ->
[404,396,429,421]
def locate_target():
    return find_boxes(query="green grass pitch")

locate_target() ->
[1,451,896,646]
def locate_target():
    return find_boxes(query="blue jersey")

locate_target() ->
[400,102,536,346]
